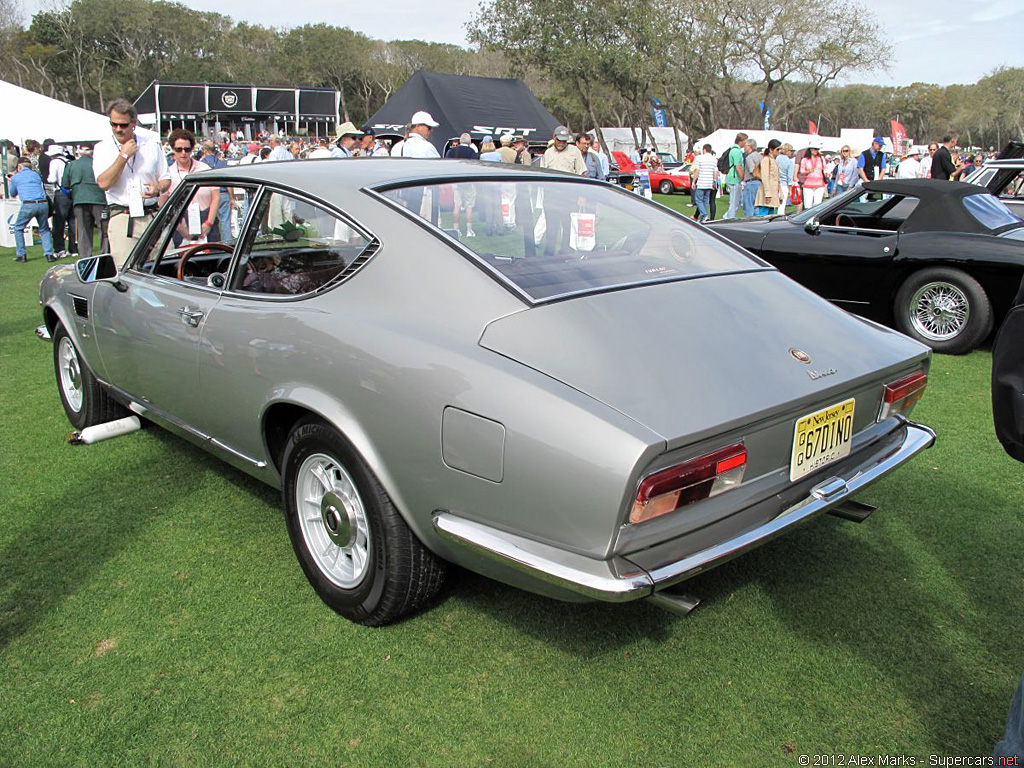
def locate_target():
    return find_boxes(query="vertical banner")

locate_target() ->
[890,119,907,154]
[808,120,818,135]
[651,98,667,128]
[763,107,772,131]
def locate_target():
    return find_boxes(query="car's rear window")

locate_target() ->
[963,193,1022,230]
[379,179,761,301]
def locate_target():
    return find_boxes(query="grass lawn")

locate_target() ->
[1,234,1022,766]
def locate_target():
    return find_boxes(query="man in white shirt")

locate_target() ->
[897,149,922,179]
[94,98,170,268]
[308,137,333,159]
[359,128,390,157]
[394,111,440,158]
[268,136,292,162]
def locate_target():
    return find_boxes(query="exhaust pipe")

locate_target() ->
[828,499,877,523]
[648,590,701,616]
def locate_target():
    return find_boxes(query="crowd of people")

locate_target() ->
[2,94,999,264]
[676,131,998,222]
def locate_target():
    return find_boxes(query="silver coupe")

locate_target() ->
[40,159,936,625]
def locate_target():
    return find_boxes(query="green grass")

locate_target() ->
[1,235,1022,766]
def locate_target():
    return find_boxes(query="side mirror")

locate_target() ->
[207,272,226,289]
[804,217,820,234]
[76,254,127,292]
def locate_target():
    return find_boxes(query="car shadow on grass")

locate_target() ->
[0,426,280,651]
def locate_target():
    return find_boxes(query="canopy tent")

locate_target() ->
[591,127,688,157]
[0,81,112,146]
[365,71,561,154]
[692,128,891,157]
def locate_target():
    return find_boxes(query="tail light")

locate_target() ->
[629,443,746,524]
[877,372,928,422]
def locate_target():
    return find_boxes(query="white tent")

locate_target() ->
[591,127,688,157]
[0,81,112,146]
[692,128,885,157]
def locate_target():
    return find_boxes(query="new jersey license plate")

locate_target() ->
[790,398,855,482]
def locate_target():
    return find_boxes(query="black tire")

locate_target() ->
[281,417,446,626]
[53,323,127,429]
[893,267,993,354]
[658,179,674,195]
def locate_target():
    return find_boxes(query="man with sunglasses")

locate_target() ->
[94,98,170,268]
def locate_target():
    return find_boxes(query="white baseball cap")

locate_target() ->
[410,110,439,128]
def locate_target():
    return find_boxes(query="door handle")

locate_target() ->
[177,307,204,327]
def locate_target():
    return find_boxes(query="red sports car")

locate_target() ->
[613,151,691,194]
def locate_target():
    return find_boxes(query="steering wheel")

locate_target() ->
[177,241,234,280]
[834,213,857,229]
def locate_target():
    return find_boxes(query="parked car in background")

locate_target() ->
[42,159,935,626]
[963,141,1024,217]
[612,151,691,194]
[708,178,1024,354]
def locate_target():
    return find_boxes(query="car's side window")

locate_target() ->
[823,192,917,232]
[132,183,257,284]
[231,191,372,296]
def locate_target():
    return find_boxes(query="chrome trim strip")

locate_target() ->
[433,419,935,603]
[118,392,266,469]
[210,438,267,469]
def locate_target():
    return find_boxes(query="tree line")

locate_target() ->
[1,0,1021,150]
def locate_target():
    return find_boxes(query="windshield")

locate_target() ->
[379,179,763,301]
[790,186,862,223]
[962,193,1023,230]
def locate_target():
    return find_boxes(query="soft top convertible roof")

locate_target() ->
[863,178,1012,234]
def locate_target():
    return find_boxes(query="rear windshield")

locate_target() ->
[962,193,1022,230]
[379,179,761,301]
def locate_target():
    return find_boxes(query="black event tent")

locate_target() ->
[365,71,560,153]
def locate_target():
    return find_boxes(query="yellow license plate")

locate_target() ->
[790,398,856,482]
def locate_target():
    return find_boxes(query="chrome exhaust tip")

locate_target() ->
[648,590,701,616]
[827,499,877,523]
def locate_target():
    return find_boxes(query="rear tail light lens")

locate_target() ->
[629,443,747,524]
[877,372,928,422]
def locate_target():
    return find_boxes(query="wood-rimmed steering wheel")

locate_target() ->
[834,213,857,229]
[177,241,235,280]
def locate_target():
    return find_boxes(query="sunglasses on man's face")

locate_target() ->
[173,145,192,153]
[110,120,134,129]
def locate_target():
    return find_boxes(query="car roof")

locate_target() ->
[981,159,1024,168]
[194,157,572,190]
[861,178,1010,234]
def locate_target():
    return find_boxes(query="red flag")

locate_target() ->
[808,120,818,135]
[890,119,907,154]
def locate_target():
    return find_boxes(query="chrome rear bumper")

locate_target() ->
[432,418,936,603]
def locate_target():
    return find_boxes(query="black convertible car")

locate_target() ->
[708,179,1024,354]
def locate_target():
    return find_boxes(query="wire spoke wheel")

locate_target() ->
[909,281,969,341]
[295,452,371,589]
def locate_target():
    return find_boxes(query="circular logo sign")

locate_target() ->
[789,348,811,364]
[221,91,238,109]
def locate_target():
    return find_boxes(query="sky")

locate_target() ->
[17,0,1024,88]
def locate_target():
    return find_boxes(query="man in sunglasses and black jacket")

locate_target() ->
[94,98,170,268]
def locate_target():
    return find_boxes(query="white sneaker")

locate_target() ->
[466,227,476,237]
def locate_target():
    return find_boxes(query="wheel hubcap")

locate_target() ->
[296,453,370,589]
[908,281,969,342]
[58,337,84,412]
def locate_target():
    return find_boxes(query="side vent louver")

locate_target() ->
[70,295,89,319]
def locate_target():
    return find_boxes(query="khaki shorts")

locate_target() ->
[108,210,155,269]
[453,183,477,209]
